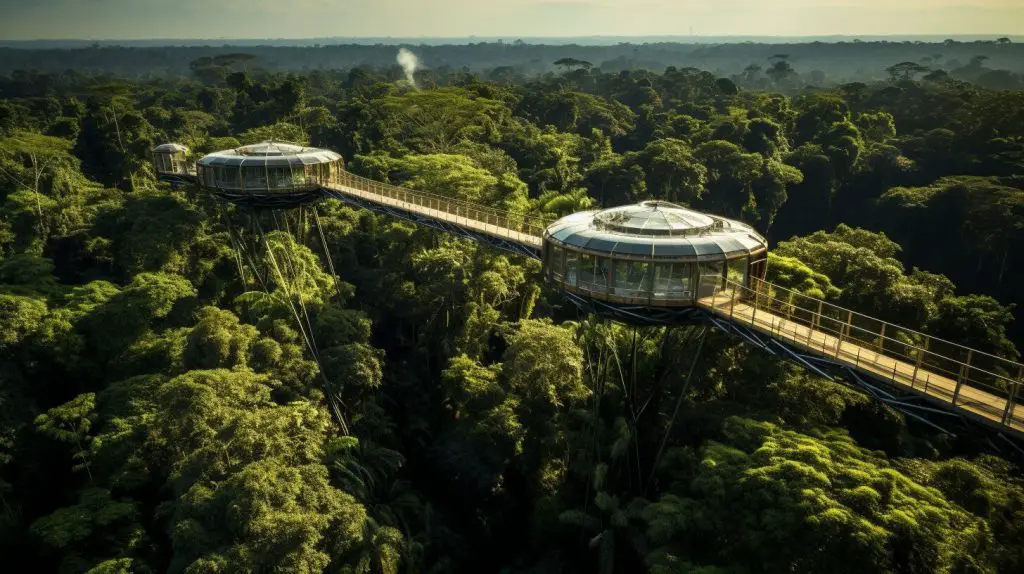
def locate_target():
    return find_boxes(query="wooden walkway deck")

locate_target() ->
[699,295,1024,436]
[322,181,544,250]
[318,173,1023,439]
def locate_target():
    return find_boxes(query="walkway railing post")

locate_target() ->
[878,323,887,354]
[911,337,928,390]
[751,279,761,325]
[1002,365,1023,425]
[836,315,847,359]
[952,349,973,406]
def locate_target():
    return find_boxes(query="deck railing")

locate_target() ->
[317,169,1024,430]
[323,170,553,241]
[704,277,1023,428]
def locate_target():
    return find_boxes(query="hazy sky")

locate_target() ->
[0,0,1021,40]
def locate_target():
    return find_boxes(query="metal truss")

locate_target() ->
[321,188,542,260]
[156,175,323,209]
[211,189,325,209]
[704,314,1024,453]
[157,173,198,188]
[561,291,713,326]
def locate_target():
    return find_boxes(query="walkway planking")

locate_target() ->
[321,177,1024,438]
[699,295,1024,436]
[323,182,543,249]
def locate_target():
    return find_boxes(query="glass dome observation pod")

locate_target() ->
[152,143,194,183]
[195,141,344,208]
[542,201,769,323]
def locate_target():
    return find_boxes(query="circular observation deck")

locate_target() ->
[542,201,768,321]
[195,142,344,208]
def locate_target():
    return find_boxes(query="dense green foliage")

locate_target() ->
[1,42,1023,573]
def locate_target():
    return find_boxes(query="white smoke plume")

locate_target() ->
[396,48,421,89]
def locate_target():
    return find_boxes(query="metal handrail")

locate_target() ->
[736,279,1019,384]
[748,276,1022,373]
[324,170,554,239]
[705,278,1022,429]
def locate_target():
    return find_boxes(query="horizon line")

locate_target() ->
[3,33,1021,43]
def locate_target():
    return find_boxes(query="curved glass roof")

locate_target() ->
[153,143,188,153]
[197,142,342,168]
[544,202,767,261]
[594,201,718,237]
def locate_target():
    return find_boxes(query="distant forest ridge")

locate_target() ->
[2,39,1022,87]
[2,35,1023,49]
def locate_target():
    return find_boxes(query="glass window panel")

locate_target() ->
[615,241,653,256]
[716,237,744,252]
[693,242,724,256]
[552,227,577,241]
[578,253,600,292]
[586,237,618,253]
[565,250,579,286]
[274,167,299,189]
[243,166,267,190]
[727,257,747,288]
[614,260,651,298]
[563,233,590,248]
[670,263,693,299]
[594,257,612,294]
[218,167,240,188]
[613,260,630,294]
[654,242,697,258]
[698,261,724,299]
[652,263,673,298]
[549,245,565,280]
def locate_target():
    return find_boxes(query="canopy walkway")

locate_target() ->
[316,172,1024,441]
[700,279,1023,439]
[321,171,545,259]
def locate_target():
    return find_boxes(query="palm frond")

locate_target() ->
[559,509,602,532]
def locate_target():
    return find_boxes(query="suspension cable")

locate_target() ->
[276,206,353,432]
[644,326,707,496]
[252,211,350,434]
[273,208,326,368]
[215,202,249,287]
[311,204,346,301]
